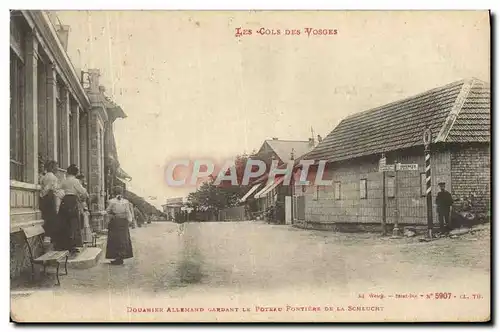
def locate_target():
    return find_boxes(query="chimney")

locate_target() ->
[317,135,323,143]
[87,69,100,93]
[56,25,70,51]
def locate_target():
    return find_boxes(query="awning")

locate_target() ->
[254,177,285,199]
[239,183,262,203]
[116,167,132,181]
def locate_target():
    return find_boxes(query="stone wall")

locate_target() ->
[451,143,491,216]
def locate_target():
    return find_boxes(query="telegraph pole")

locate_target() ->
[392,161,401,238]
[423,128,433,239]
[380,154,387,236]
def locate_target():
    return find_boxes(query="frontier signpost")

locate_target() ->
[423,128,433,240]
[379,158,419,238]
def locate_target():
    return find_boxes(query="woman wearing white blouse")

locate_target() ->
[105,186,134,265]
[39,160,59,240]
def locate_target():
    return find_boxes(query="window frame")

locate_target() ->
[334,181,341,200]
[10,48,25,182]
[360,178,368,199]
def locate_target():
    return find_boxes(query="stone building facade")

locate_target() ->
[9,10,128,279]
[293,78,490,232]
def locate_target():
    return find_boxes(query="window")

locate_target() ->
[10,49,25,181]
[420,173,427,197]
[360,179,367,199]
[38,60,49,161]
[387,176,395,198]
[334,181,341,200]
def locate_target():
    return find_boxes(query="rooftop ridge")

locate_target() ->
[306,78,490,162]
[264,139,310,143]
[341,78,482,122]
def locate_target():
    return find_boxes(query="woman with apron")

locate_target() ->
[105,186,134,265]
[39,160,59,241]
[55,164,89,254]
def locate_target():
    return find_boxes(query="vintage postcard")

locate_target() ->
[9,10,490,323]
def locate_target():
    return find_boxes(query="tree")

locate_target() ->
[186,154,254,216]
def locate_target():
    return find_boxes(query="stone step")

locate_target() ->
[66,247,103,269]
[41,233,108,270]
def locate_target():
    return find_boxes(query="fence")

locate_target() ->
[218,206,247,221]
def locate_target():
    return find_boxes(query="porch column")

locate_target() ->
[79,111,89,180]
[60,88,71,168]
[24,31,39,184]
[46,64,57,161]
[89,109,106,232]
[70,103,80,167]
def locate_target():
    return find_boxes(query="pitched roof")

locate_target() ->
[306,78,490,162]
[264,139,313,162]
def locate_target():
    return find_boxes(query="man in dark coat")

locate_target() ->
[436,182,454,232]
[134,206,146,227]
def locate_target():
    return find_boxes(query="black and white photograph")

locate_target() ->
[8,9,491,322]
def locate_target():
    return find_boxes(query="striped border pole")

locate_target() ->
[423,128,433,238]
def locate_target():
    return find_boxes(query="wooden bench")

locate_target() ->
[21,225,69,286]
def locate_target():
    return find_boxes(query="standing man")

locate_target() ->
[134,205,146,228]
[436,182,454,233]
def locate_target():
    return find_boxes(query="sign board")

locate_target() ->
[396,163,419,171]
[379,164,395,172]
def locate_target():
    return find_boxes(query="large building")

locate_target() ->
[162,197,185,220]
[9,11,129,279]
[293,78,490,232]
[240,138,316,224]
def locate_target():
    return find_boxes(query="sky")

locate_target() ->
[55,10,490,207]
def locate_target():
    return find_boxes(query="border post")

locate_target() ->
[423,128,433,238]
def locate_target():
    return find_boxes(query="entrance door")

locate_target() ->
[296,195,306,221]
[285,196,292,224]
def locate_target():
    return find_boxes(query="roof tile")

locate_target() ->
[306,79,490,162]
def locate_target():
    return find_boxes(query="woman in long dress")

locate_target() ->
[39,160,59,240]
[55,164,89,254]
[105,186,134,265]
